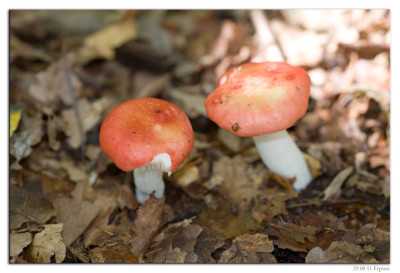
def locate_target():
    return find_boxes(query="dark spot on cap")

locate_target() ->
[155,110,161,113]
[232,123,241,132]
[132,131,136,134]
[296,86,301,93]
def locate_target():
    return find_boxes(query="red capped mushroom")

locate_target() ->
[100,98,194,203]
[205,62,312,190]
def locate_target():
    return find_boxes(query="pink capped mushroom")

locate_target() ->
[205,62,312,190]
[100,98,194,203]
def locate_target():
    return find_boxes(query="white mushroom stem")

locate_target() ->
[252,130,312,190]
[133,153,172,204]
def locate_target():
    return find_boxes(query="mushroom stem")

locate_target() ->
[252,130,312,190]
[133,153,171,204]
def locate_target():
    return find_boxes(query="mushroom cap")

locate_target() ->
[205,62,311,137]
[99,98,194,172]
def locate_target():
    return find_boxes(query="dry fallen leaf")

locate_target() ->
[10,108,22,138]
[10,232,32,259]
[77,18,137,63]
[194,228,225,263]
[53,182,101,246]
[61,96,113,149]
[146,218,203,263]
[89,243,139,263]
[323,166,354,200]
[28,53,81,110]
[130,195,174,256]
[26,224,66,263]
[10,184,57,225]
[219,233,276,263]
[266,219,318,253]
[83,189,119,248]
[10,111,44,170]
[306,223,389,263]
[169,87,208,118]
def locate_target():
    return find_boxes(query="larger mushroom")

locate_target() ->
[100,98,194,203]
[205,62,312,190]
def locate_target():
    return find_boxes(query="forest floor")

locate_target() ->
[9,10,390,264]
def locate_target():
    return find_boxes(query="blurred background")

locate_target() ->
[9,10,390,264]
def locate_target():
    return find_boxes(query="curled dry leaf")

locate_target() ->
[323,166,354,200]
[26,224,66,263]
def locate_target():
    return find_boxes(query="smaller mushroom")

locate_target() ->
[100,98,194,203]
[205,62,312,190]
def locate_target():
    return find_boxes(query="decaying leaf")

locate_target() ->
[209,155,264,205]
[10,232,32,259]
[10,184,57,225]
[196,197,261,239]
[251,187,298,223]
[53,182,101,246]
[194,228,225,263]
[83,189,119,248]
[146,218,203,263]
[219,233,276,263]
[266,219,319,252]
[306,224,389,263]
[130,195,174,256]
[89,243,139,263]
[26,224,66,263]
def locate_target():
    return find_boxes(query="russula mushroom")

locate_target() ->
[205,62,312,190]
[99,98,194,203]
